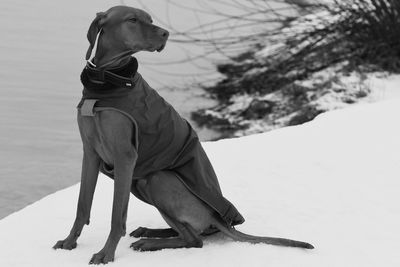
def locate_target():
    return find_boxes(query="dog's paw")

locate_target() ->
[129,227,148,238]
[53,239,77,250]
[130,239,149,251]
[130,239,160,252]
[89,250,114,265]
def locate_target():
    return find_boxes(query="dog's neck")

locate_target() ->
[87,29,134,70]
[92,50,133,69]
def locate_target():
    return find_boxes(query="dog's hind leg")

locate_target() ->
[129,178,179,238]
[130,213,202,251]
[129,227,178,238]
[130,171,206,251]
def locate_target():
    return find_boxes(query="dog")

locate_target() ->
[53,6,314,265]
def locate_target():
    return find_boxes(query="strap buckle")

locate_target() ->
[80,99,98,116]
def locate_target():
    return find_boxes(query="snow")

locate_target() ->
[1,86,400,266]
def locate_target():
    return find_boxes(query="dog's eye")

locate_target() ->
[129,18,137,23]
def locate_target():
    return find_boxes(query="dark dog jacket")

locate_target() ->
[77,58,244,226]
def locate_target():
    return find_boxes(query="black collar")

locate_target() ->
[80,57,138,93]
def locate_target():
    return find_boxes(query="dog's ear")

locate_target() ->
[85,12,107,60]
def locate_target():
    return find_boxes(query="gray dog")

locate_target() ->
[53,6,313,265]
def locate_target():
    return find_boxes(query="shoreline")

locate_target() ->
[191,65,389,139]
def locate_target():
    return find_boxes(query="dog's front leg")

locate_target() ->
[89,151,137,265]
[53,146,101,250]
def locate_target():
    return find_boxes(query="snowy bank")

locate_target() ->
[1,96,400,266]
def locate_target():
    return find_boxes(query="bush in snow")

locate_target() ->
[192,0,400,137]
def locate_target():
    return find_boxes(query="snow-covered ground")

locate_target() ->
[1,77,399,266]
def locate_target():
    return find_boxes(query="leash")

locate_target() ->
[87,29,102,68]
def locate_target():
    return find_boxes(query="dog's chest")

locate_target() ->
[78,114,114,166]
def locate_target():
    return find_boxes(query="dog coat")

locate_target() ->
[78,58,244,226]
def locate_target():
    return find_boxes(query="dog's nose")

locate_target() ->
[160,29,169,39]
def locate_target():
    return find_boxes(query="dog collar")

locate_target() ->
[81,57,139,94]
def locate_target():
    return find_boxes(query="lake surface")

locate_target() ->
[0,0,290,219]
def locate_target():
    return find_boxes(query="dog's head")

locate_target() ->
[86,6,169,61]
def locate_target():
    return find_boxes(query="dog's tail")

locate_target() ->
[214,220,314,249]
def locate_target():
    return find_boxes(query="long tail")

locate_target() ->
[214,221,314,249]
